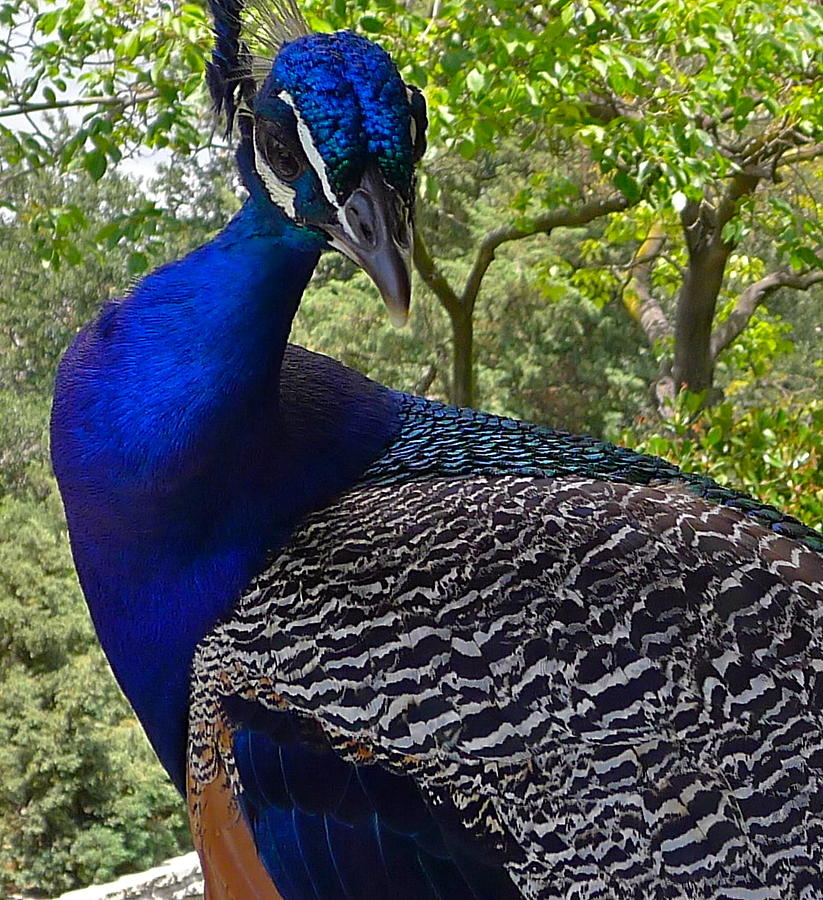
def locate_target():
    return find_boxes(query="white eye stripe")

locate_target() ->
[252,128,297,218]
[278,89,341,211]
[337,205,357,242]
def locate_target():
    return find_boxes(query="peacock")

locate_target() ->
[50,1,823,898]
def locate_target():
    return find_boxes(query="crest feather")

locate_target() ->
[205,0,310,134]
[241,0,310,58]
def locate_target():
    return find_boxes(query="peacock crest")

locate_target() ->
[206,0,310,132]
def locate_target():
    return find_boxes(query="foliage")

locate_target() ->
[0,0,209,184]
[623,393,823,528]
[620,294,823,528]
[477,285,653,436]
[304,0,823,406]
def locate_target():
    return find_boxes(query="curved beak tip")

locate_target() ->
[355,244,412,328]
[387,302,410,329]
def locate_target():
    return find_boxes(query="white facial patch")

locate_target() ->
[252,130,297,219]
[406,86,417,146]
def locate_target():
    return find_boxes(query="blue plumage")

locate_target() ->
[51,201,399,789]
[231,713,510,899]
[234,714,482,900]
[51,7,823,899]
[270,32,416,195]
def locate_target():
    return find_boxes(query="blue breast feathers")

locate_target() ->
[50,197,402,789]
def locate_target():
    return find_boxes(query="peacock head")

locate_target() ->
[207,4,427,325]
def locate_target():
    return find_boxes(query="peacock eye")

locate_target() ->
[263,134,303,182]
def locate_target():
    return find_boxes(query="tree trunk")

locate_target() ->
[448,305,474,408]
[671,245,728,396]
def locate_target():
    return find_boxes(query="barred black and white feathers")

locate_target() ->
[187,374,823,900]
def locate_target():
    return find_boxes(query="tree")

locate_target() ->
[0,0,208,186]
[3,0,821,410]
[375,0,823,409]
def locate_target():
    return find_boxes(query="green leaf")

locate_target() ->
[466,68,485,95]
[705,425,723,447]
[62,241,82,265]
[127,251,149,275]
[36,10,61,34]
[457,138,476,159]
[789,246,820,270]
[359,15,381,33]
[83,150,107,181]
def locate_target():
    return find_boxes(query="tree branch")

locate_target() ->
[777,142,823,167]
[0,90,161,119]
[715,171,760,236]
[622,221,673,345]
[710,269,823,359]
[412,227,462,318]
[460,193,630,311]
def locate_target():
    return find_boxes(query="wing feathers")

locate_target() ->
[189,474,823,898]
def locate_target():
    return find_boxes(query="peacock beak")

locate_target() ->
[322,168,412,327]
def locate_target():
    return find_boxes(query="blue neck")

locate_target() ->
[51,200,400,791]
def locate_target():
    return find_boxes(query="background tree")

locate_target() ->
[358,0,823,409]
[0,0,208,183]
[3,0,821,409]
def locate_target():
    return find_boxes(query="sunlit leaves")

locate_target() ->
[5,0,820,226]
[1,0,210,180]
[624,392,823,526]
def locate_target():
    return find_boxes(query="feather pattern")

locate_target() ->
[188,455,823,899]
[364,394,821,550]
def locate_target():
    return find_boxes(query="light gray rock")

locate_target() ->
[52,852,203,900]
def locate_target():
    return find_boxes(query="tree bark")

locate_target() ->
[0,91,161,119]
[622,221,672,346]
[671,243,729,394]
[413,194,629,408]
[448,305,474,407]
[670,174,760,398]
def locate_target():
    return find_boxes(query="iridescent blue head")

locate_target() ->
[206,1,428,323]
